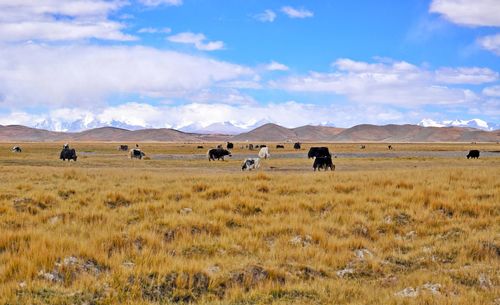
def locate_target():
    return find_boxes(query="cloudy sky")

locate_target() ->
[0,0,499,129]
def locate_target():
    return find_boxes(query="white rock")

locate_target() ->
[479,273,492,290]
[122,261,135,268]
[206,265,221,274]
[290,235,313,247]
[395,287,419,298]
[354,248,373,260]
[336,268,354,278]
[422,282,441,295]
[179,207,193,215]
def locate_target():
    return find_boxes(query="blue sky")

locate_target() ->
[0,0,499,130]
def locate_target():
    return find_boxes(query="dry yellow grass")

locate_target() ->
[0,143,498,304]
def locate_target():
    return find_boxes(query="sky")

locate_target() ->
[0,0,499,129]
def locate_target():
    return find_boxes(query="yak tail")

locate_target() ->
[207,150,211,161]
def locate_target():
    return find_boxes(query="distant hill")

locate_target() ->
[0,123,498,142]
[333,124,500,142]
[232,123,345,141]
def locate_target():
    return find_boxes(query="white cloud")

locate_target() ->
[254,9,277,22]
[0,0,133,42]
[0,21,135,41]
[478,33,500,56]
[281,6,313,19]
[167,32,224,51]
[266,61,289,71]
[138,27,171,34]
[272,58,480,106]
[429,0,500,27]
[0,44,254,106]
[483,85,500,97]
[138,0,182,7]
[435,67,499,84]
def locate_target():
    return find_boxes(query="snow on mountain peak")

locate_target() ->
[418,118,498,131]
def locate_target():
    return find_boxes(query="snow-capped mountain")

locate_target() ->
[317,121,336,127]
[418,118,499,131]
[178,119,274,135]
[179,121,247,135]
[34,118,147,132]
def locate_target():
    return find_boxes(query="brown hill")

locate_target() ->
[231,123,344,141]
[333,124,500,142]
[72,127,201,142]
[232,123,297,141]
[292,125,344,141]
[0,125,70,142]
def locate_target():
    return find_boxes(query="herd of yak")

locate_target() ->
[9,143,481,171]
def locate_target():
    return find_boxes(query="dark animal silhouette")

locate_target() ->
[294,142,301,150]
[226,142,234,149]
[360,145,366,149]
[60,144,77,161]
[118,145,128,151]
[12,146,22,152]
[276,144,285,149]
[248,144,254,150]
[313,156,335,171]
[466,150,480,159]
[129,149,145,159]
[388,145,393,150]
[207,148,231,161]
[308,147,330,159]
[197,145,204,149]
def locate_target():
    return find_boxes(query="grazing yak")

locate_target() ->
[208,148,231,161]
[12,146,22,153]
[129,148,145,159]
[388,145,393,150]
[248,144,254,150]
[276,144,285,149]
[308,147,330,159]
[294,142,301,150]
[226,142,234,149]
[467,150,480,159]
[313,156,335,171]
[118,145,128,151]
[258,147,270,159]
[60,144,77,161]
[360,145,366,149]
[242,158,260,171]
[197,145,204,149]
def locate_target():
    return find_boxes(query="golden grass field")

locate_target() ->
[0,142,498,305]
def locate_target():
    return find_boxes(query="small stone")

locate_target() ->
[384,215,392,224]
[395,287,419,298]
[122,261,135,268]
[63,256,79,266]
[336,267,354,278]
[38,270,63,283]
[405,231,417,239]
[290,235,313,247]
[206,265,221,274]
[179,207,193,215]
[354,248,373,260]
[421,282,441,295]
[479,273,492,290]
[18,281,27,288]
[49,216,61,225]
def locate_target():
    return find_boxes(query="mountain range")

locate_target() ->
[28,116,498,134]
[1,123,498,142]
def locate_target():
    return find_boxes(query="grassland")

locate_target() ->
[0,142,498,305]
